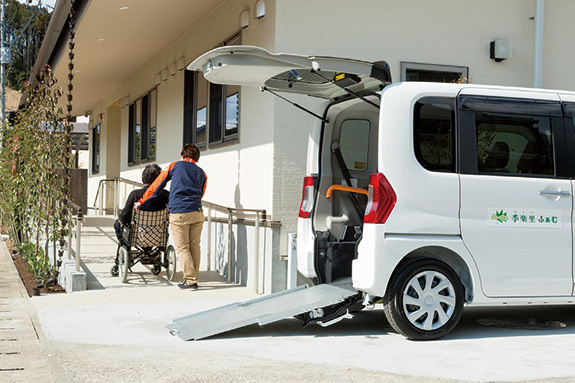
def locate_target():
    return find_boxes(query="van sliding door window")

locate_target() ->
[413,97,456,172]
[340,120,370,171]
[459,97,560,176]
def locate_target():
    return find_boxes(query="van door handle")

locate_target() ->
[538,190,571,197]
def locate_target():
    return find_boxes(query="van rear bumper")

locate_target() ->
[352,225,402,296]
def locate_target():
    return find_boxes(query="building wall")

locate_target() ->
[86,0,575,285]
[270,0,575,255]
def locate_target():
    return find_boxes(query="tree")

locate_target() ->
[5,0,52,91]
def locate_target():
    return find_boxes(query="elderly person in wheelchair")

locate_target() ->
[111,164,171,281]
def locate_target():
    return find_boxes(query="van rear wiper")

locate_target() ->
[310,69,380,110]
[260,87,329,124]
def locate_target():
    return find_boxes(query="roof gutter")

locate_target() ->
[20,0,90,108]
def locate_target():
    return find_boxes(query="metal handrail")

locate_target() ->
[93,177,282,293]
[93,178,144,215]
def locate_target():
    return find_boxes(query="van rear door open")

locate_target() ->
[188,45,391,100]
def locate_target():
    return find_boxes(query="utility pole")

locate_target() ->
[0,0,6,122]
[0,0,10,122]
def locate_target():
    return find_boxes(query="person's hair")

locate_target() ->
[141,163,162,185]
[181,143,200,162]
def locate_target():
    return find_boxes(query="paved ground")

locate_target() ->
[4,215,575,382]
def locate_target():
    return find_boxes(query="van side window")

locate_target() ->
[413,97,455,172]
[475,113,553,175]
[340,119,370,171]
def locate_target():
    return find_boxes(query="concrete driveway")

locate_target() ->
[31,279,575,382]
[24,216,575,382]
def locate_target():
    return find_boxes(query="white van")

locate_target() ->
[190,46,575,340]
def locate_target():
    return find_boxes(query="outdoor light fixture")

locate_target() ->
[255,0,265,19]
[239,10,250,29]
[119,6,129,11]
[490,39,513,62]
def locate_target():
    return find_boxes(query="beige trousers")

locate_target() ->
[170,210,204,285]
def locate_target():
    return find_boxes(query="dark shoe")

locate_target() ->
[178,282,198,290]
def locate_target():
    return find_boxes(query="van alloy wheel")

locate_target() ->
[383,259,464,340]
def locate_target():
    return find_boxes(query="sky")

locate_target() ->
[17,0,57,11]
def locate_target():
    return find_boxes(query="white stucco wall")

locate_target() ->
[87,0,575,247]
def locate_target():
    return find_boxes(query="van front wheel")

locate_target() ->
[383,259,464,340]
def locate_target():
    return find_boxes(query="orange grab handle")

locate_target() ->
[326,185,369,198]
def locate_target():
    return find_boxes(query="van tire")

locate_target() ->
[383,259,464,340]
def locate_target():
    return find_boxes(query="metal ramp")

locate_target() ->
[167,282,360,341]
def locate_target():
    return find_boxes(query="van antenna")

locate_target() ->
[260,87,329,123]
[311,69,380,110]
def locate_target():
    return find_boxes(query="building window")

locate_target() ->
[401,62,469,83]
[183,34,240,148]
[128,89,157,165]
[92,124,100,174]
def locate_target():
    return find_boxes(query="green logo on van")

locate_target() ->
[491,209,508,224]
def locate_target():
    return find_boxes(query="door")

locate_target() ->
[188,45,391,100]
[559,96,575,295]
[458,91,573,297]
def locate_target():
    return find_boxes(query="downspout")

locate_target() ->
[533,0,544,88]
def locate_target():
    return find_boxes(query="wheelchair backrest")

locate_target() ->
[130,208,169,248]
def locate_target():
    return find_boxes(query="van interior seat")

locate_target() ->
[517,141,546,174]
[482,141,510,172]
[326,214,349,240]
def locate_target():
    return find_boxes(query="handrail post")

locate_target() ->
[227,209,233,283]
[75,208,83,272]
[113,178,118,217]
[255,211,263,294]
[98,181,104,215]
[207,206,212,271]
[67,210,72,260]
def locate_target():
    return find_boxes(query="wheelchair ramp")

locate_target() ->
[167,283,359,341]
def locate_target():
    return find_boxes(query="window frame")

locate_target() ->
[413,96,457,173]
[457,96,568,178]
[128,89,157,166]
[183,34,241,149]
[401,62,469,82]
[91,124,100,174]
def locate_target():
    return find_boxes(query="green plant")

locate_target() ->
[0,65,71,286]
[17,242,55,284]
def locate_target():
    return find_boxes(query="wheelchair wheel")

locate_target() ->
[151,264,162,275]
[110,265,119,277]
[118,246,130,283]
[165,245,177,281]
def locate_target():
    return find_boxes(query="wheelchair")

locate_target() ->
[110,208,177,283]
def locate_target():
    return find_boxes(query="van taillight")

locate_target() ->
[364,173,396,224]
[298,176,315,219]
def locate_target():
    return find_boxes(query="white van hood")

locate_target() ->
[188,46,391,100]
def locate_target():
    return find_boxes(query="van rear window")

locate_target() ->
[414,97,456,172]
